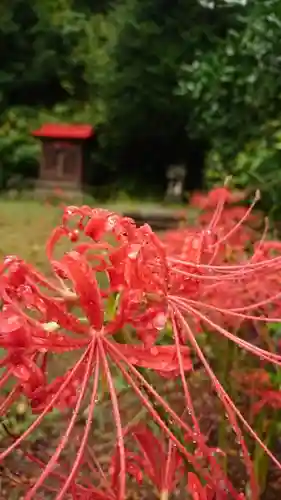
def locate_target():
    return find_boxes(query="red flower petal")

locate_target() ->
[60,251,103,330]
[116,344,192,373]
[187,472,208,500]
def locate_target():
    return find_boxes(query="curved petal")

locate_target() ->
[61,252,103,330]
[115,344,192,374]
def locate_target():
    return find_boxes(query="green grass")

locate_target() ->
[0,199,62,270]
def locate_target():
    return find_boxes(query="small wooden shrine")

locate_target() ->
[31,123,94,193]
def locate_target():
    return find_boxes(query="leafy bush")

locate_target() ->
[206,120,281,217]
[177,0,281,203]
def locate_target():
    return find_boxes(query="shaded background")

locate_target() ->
[0,0,281,210]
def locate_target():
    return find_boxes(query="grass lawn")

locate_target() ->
[0,199,63,270]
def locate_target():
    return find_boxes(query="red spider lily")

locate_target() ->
[0,210,207,498]
[235,368,272,393]
[188,472,211,500]
[1,192,281,498]
[252,390,281,415]
[124,425,237,499]
[166,187,263,268]
[188,187,262,261]
[162,227,226,267]
[190,187,245,210]
[187,472,216,500]
[125,425,184,494]
[235,368,281,416]
[187,471,245,500]
[162,193,281,497]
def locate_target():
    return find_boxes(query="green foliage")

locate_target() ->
[178,0,281,145]
[0,0,111,185]
[206,120,281,215]
[1,0,281,202]
[177,0,281,212]
[93,0,233,192]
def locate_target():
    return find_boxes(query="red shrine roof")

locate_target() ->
[31,123,94,140]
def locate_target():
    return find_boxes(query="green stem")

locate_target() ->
[253,413,275,496]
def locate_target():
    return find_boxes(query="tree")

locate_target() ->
[176,0,281,210]
[95,0,245,193]
[177,0,281,155]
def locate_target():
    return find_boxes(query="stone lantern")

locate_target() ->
[165,164,186,203]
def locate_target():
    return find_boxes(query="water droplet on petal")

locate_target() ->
[150,346,159,356]
[152,312,167,330]
[192,238,200,250]
[128,244,141,260]
[128,357,138,365]
[106,216,117,231]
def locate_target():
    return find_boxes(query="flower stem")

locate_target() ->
[253,411,274,496]
[160,490,169,500]
[217,337,232,472]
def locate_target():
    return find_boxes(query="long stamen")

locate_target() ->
[171,303,281,473]
[211,191,260,249]
[174,299,281,366]
[206,193,226,232]
[104,339,194,442]
[168,254,281,272]
[25,342,96,498]
[111,354,211,483]
[86,447,113,492]
[173,293,281,321]
[106,340,227,488]
[184,302,281,364]
[249,217,269,263]
[0,369,13,391]
[55,347,100,499]
[162,439,174,493]
[170,308,240,496]
[170,310,201,433]
[23,451,87,495]
[98,339,126,500]
[0,347,91,462]
[172,305,259,498]
[0,386,20,416]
